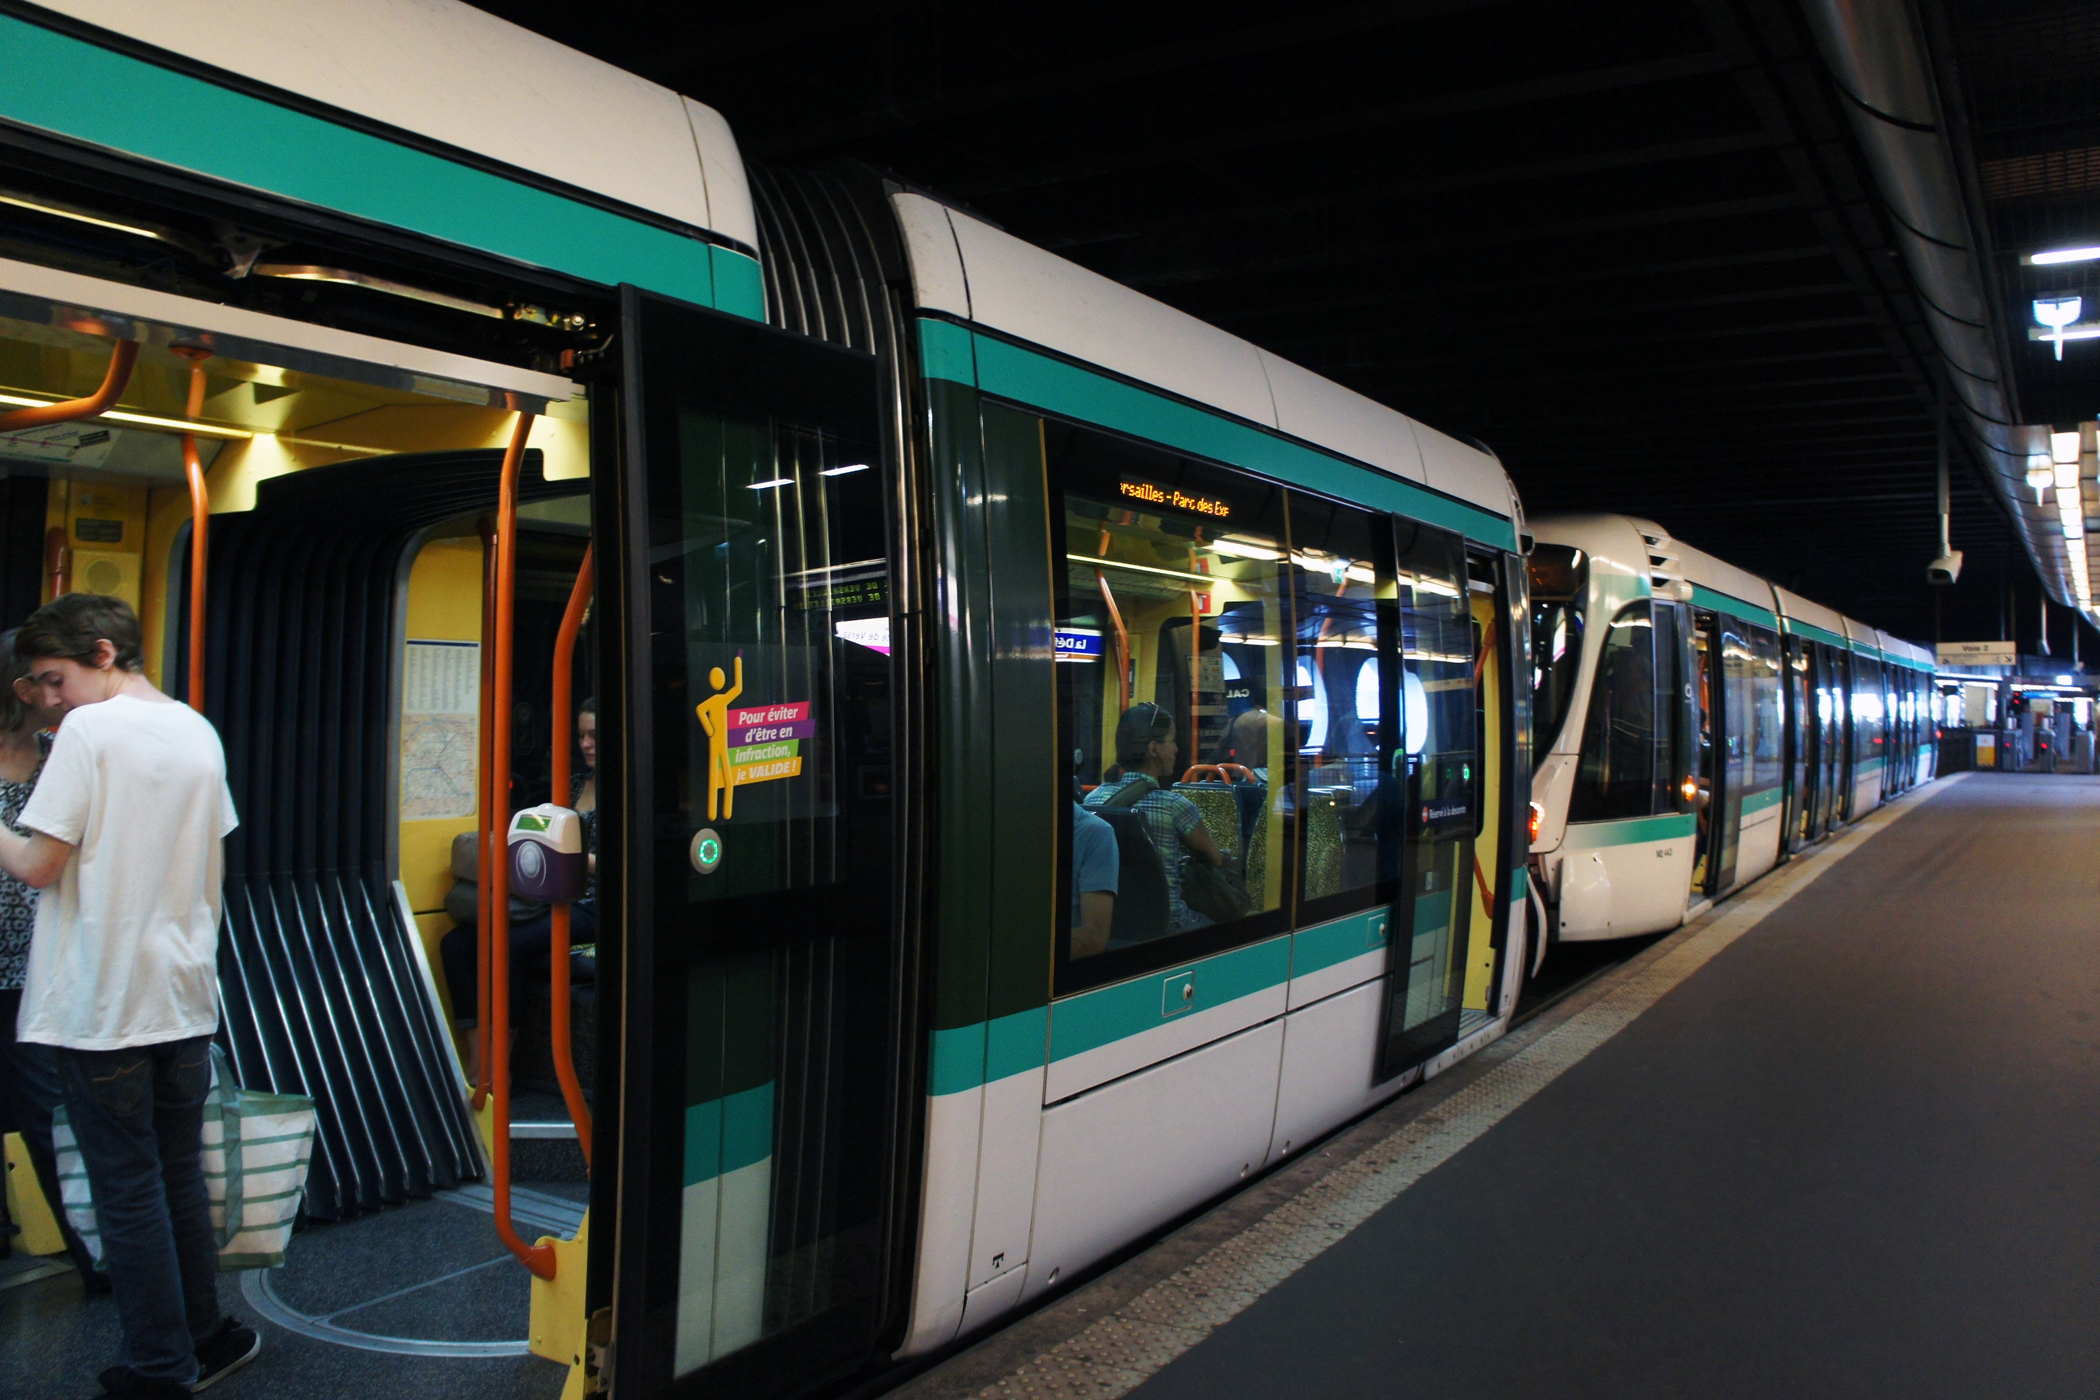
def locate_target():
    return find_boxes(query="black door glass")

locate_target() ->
[620,291,899,1397]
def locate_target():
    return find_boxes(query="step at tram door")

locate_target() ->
[601,289,911,1399]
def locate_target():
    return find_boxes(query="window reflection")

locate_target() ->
[1051,423,1290,968]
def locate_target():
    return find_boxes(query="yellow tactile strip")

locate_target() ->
[896,777,1962,1400]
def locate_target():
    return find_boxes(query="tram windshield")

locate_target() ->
[1526,544,1586,758]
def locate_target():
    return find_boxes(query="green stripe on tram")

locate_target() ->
[918,319,1519,552]
[1688,584,1779,630]
[0,13,753,314]
[1740,787,1785,814]
[1784,619,1849,650]
[1560,812,1698,848]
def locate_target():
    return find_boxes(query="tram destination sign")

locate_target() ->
[1936,640,2016,665]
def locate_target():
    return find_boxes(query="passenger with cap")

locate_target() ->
[1084,702,1225,934]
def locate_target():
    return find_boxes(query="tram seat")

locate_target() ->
[1174,784,1243,863]
[1304,787,1348,900]
[1096,809,1171,947]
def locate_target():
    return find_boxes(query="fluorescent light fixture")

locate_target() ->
[820,463,869,476]
[1207,536,1283,561]
[2052,430,2082,464]
[2028,246,2100,265]
[0,392,252,440]
[1069,553,1215,586]
[2055,459,2081,490]
[0,192,170,244]
[2058,674,2077,685]
[746,477,794,490]
[2028,452,2056,501]
[2034,297,2084,360]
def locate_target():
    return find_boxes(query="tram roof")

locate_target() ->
[25,0,757,252]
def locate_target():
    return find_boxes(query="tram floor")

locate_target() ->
[888,773,2099,1400]
[1,1095,584,1399]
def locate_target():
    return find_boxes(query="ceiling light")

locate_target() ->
[1068,553,1214,585]
[2027,453,2055,501]
[0,392,252,440]
[2027,246,2100,265]
[820,463,869,476]
[2034,297,2084,360]
[746,477,793,490]
[0,192,170,244]
[2051,430,2082,464]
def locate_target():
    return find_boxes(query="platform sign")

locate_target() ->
[1937,640,2016,665]
[1054,627,1103,662]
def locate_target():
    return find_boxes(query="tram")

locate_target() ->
[0,4,1539,1396]
[1526,514,1937,948]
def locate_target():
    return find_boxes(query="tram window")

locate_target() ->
[1048,420,1290,981]
[1851,656,1885,768]
[1292,494,1402,917]
[1569,601,1658,821]
[1526,545,1586,761]
[666,416,892,906]
[1746,625,1785,794]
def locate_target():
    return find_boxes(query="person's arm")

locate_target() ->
[1072,891,1114,958]
[0,828,74,888]
[1183,816,1225,867]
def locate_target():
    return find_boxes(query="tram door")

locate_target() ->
[1688,610,1718,893]
[1783,635,1811,853]
[607,289,908,1399]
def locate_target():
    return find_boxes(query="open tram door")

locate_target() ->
[598,288,916,1399]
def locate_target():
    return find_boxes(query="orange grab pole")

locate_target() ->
[472,517,498,1111]
[488,411,556,1278]
[0,339,138,432]
[43,526,68,601]
[174,348,210,710]
[548,544,595,1167]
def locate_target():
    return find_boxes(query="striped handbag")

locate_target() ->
[53,1045,317,1270]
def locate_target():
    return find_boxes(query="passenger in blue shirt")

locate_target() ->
[1071,801,1119,958]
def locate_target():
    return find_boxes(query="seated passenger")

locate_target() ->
[442,698,598,1084]
[1084,703,1224,933]
[1222,707,1270,783]
[1070,800,1118,958]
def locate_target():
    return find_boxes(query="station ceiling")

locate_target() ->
[477,0,2099,655]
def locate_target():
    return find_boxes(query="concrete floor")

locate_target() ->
[1124,774,2099,1399]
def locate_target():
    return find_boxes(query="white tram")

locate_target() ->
[1526,514,1938,946]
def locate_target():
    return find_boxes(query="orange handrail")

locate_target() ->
[43,526,68,601]
[488,411,556,1279]
[1182,763,1255,785]
[1095,525,1130,713]
[472,516,498,1111]
[0,339,138,432]
[548,544,594,1167]
[174,347,210,710]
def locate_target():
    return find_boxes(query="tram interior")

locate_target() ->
[1054,429,1505,1027]
[0,303,591,1383]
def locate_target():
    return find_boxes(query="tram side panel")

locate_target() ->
[895,213,1530,1345]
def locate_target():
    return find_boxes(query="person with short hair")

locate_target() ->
[0,628,105,1286]
[1083,703,1224,934]
[0,594,257,1398]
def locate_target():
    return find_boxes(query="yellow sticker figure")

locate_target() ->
[695,656,744,821]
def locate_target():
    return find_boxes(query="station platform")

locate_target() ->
[894,772,2099,1400]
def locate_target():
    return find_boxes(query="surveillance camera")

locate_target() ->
[1927,550,1964,586]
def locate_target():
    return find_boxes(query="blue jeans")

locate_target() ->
[56,1037,222,1385]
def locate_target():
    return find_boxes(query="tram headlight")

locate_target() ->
[1681,774,1699,804]
[1527,801,1543,844]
